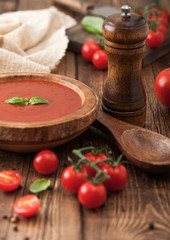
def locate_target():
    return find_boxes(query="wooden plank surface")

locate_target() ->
[0,0,170,240]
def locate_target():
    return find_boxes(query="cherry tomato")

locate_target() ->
[157,24,167,37]
[149,8,169,22]
[161,8,169,20]
[100,163,128,191]
[154,68,170,107]
[151,15,168,27]
[0,170,21,192]
[92,50,108,70]
[61,166,86,193]
[78,182,107,209]
[157,16,168,28]
[83,152,107,177]
[81,41,101,62]
[146,29,165,48]
[34,150,58,175]
[14,195,40,217]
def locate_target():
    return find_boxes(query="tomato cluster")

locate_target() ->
[0,147,128,212]
[62,148,128,209]
[132,5,170,107]
[131,5,169,48]
[81,41,108,70]
[146,7,169,48]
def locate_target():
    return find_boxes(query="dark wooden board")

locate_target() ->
[53,0,121,18]
[66,23,170,67]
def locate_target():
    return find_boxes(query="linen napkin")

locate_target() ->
[0,6,76,73]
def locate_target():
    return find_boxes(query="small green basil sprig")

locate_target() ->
[4,97,50,106]
[30,179,51,193]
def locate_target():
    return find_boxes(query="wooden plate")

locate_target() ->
[0,73,98,152]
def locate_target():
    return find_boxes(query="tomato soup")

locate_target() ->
[0,80,82,122]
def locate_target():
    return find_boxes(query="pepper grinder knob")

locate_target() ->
[121,5,131,17]
[102,6,149,127]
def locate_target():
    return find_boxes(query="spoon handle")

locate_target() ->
[94,110,170,174]
[94,109,136,142]
[93,109,143,157]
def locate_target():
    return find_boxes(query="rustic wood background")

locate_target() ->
[0,0,169,240]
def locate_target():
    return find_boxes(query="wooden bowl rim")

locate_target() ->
[0,73,98,128]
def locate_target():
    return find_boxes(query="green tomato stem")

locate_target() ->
[72,147,110,184]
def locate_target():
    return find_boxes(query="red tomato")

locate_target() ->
[154,68,170,107]
[83,152,107,177]
[0,170,21,192]
[146,29,165,48]
[78,182,107,209]
[161,9,169,20]
[81,41,101,62]
[100,163,128,191]
[158,16,168,27]
[34,150,58,175]
[149,8,169,21]
[61,166,86,193]
[157,24,167,37]
[92,50,108,70]
[150,15,169,27]
[14,195,40,217]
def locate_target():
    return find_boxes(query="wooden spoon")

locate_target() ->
[93,110,170,174]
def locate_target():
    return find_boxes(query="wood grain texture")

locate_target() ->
[0,0,19,12]
[0,0,169,240]
[53,0,93,15]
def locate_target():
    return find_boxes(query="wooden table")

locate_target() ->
[0,0,170,240]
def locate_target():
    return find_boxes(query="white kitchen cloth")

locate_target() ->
[0,6,76,73]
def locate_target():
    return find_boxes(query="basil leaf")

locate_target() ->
[4,97,50,106]
[29,97,50,105]
[4,97,28,105]
[81,16,104,35]
[30,179,51,193]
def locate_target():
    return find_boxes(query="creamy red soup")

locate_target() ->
[0,80,82,123]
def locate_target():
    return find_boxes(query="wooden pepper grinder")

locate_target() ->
[102,5,149,127]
